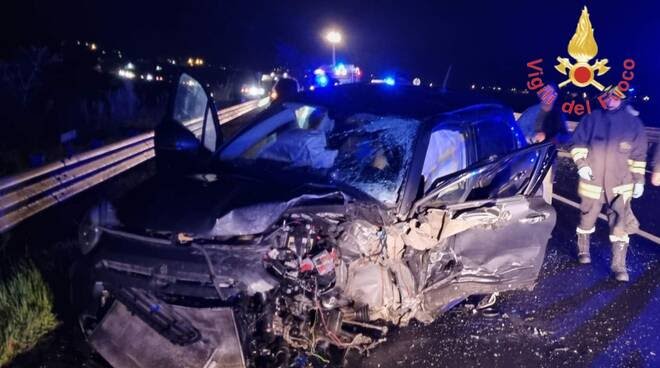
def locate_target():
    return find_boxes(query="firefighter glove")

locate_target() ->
[578,166,593,181]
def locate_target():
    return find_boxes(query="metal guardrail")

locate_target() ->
[566,121,660,141]
[0,97,270,232]
[512,112,660,142]
[513,112,659,173]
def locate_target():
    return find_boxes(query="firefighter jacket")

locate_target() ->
[570,106,648,202]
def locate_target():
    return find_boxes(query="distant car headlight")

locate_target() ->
[78,200,119,255]
[243,85,265,97]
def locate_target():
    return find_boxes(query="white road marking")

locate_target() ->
[552,193,660,245]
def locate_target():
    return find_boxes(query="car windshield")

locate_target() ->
[219,103,420,206]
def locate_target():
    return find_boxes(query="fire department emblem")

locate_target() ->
[555,6,610,90]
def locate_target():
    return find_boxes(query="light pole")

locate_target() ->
[325,30,342,66]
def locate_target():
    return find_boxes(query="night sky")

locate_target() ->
[3,0,660,92]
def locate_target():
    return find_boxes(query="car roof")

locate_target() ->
[289,83,509,121]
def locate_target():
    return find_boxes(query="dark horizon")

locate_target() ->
[3,1,659,91]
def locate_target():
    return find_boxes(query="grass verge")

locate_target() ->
[0,261,59,366]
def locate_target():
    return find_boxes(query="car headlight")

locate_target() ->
[78,200,119,255]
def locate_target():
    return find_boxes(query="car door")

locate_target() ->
[410,143,557,312]
[154,73,221,173]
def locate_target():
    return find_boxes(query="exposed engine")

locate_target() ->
[248,212,383,363]
[248,207,460,364]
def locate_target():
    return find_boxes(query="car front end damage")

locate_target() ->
[78,185,554,367]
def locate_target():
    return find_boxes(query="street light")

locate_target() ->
[325,30,342,66]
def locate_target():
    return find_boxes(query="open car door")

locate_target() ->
[409,143,557,313]
[155,73,221,173]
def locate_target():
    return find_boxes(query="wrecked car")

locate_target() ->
[74,73,557,367]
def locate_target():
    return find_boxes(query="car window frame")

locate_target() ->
[217,104,292,158]
[165,72,222,153]
[396,116,481,218]
[399,106,536,218]
[409,142,555,215]
[471,116,521,162]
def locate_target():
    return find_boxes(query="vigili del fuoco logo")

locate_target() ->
[525,6,636,116]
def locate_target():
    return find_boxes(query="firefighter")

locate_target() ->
[517,84,569,203]
[570,86,648,282]
[518,83,569,145]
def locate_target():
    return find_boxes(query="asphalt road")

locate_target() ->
[356,158,660,368]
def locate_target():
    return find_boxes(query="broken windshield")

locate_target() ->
[219,104,420,206]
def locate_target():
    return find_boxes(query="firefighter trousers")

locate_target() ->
[578,194,631,243]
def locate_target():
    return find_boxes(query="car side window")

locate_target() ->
[170,73,218,152]
[173,74,208,126]
[422,126,468,192]
[474,118,517,162]
[220,104,335,166]
[241,105,322,159]
[202,105,217,151]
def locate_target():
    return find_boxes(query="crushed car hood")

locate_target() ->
[113,171,369,236]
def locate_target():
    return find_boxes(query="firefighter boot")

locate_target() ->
[577,233,591,264]
[611,241,629,282]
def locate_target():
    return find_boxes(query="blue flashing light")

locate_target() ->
[384,76,395,86]
[316,74,329,87]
